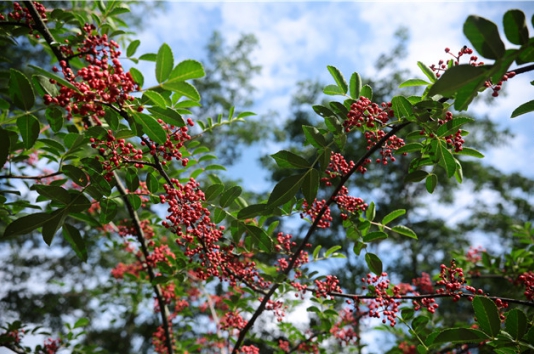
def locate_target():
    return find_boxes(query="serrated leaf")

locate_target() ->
[271,150,310,169]
[436,117,474,137]
[302,169,319,204]
[464,15,505,59]
[29,65,80,93]
[143,90,167,108]
[437,142,456,178]
[428,65,489,98]
[32,185,71,204]
[473,296,501,337]
[243,223,273,252]
[399,78,430,88]
[323,84,345,96]
[168,59,205,82]
[349,72,362,99]
[32,75,59,97]
[511,99,534,118]
[391,95,413,120]
[9,69,35,111]
[156,43,173,83]
[505,308,527,340]
[132,112,167,144]
[365,252,382,275]
[432,328,489,345]
[147,106,185,127]
[417,61,437,83]
[312,104,335,118]
[63,223,87,262]
[382,209,406,225]
[325,245,342,258]
[219,186,242,208]
[17,114,39,150]
[425,174,438,194]
[392,225,417,239]
[363,231,388,242]
[204,183,224,202]
[365,201,375,221]
[160,81,200,102]
[267,174,305,207]
[327,65,348,94]
[456,147,484,158]
[360,85,373,100]
[302,125,327,148]
[2,213,51,239]
[129,67,144,87]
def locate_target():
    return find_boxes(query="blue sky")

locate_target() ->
[134,1,534,193]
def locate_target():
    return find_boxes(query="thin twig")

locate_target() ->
[232,122,411,353]
[0,171,62,180]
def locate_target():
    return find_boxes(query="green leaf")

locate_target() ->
[32,75,59,97]
[204,183,224,202]
[32,185,71,204]
[147,106,185,127]
[360,85,373,100]
[312,104,335,118]
[366,201,375,221]
[349,72,362,99]
[505,308,527,340]
[219,186,242,208]
[125,168,140,191]
[312,245,322,260]
[9,69,35,110]
[63,223,87,262]
[17,114,40,150]
[399,78,430,88]
[146,173,159,194]
[100,198,118,224]
[127,194,141,210]
[155,43,174,83]
[139,53,157,61]
[129,67,144,87]
[267,173,305,207]
[243,223,273,252]
[29,65,80,93]
[132,113,167,144]
[143,90,167,108]
[271,150,310,169]
[237,204,267,220]
[302,125,327,148]
[365,253,382,275]
[437,142,457,178]
[325,245,342,258]
[3,213,51,239]
[456,147,484,158]
[323,84,345,96]
[327,65,348,94]
[511,99,534,118]
[382,209,406,225]
[428,65,489,98]
[425,174,438,194]
[392,225,417,239]
[126,39,141,57]
[391,95,413,120]
[437,117,474,137]
[417,61,437,83]
[42,208,68,245]
[473,296,501,337]
[45,107,63,133]
[431,328,489,345]
[160,81,200,102]
[73,317,90,329]
[405,170,429,183]
[363,231,388,242]
[464,15,505,59]
[0,128,10,168]
[318,148,331,171]
[168,59,205,82]
[302,168,320,204]
[503,10,529,45]
[396,143,422,154]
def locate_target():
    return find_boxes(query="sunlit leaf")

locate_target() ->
[156,43,174,83]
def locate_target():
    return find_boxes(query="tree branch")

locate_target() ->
[0,171,62,180]
[232,121,411,353]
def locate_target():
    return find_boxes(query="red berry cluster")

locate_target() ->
[445,129,465,152]
[357,272,402,327]
[240,345,260,354]
[435,261,485,303]
[43,23,139,123]
[142,120,194,166]
[484,71,516,97]
[42,338,61,354]
[412,272,434,295]
[517,271,534,301]
[329,308,359,346]
[314,275,342,299]
[264,298,287,322]
[220,311,247,331]
[0,2,47,38]
[152,325,174,354]
[301,199,333,228]
[334,186,367,220]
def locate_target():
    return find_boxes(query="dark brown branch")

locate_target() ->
[232,122,411,353]
[0,21,31,28]
[113,171,174,354]
[22,1,67,62]
[0,171,62,180]
[509,63,534,76]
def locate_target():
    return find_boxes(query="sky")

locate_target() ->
[133,0,534,193]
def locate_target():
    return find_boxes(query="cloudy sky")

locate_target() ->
[133,1,534,193]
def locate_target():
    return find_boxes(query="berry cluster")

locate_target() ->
[329,308,359,346]
[301,199,333,228]
[314,275,342,299]
[517,271,534,301]
[357,272,402,327]
[142,120,194,166]
[435,261,485,302]
[0,2,47,38]
[445,129,465,152]
[43,23,139,123]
